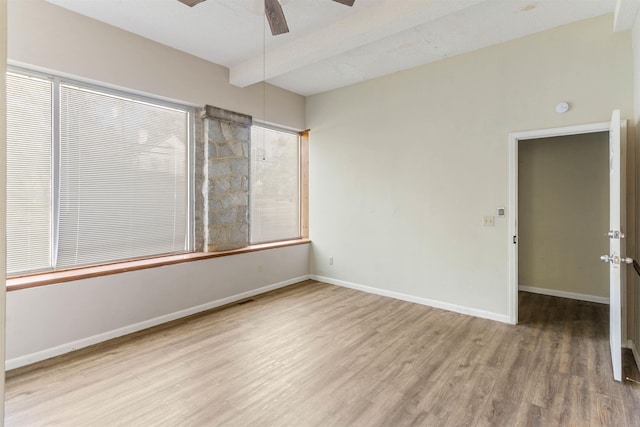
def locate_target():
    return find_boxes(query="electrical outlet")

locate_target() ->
[482,216,495,227]
[329,256,334,265]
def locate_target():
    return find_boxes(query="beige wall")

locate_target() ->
[1,0,7,417]
[307,14,634,321]
[7,0,305,130]
[518,133,609,299]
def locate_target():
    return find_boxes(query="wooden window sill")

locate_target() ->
[6,239,311,292]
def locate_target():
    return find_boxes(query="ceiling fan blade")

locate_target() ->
[265,0,290,35]
[177,0,206,7]
[331,0,355,6]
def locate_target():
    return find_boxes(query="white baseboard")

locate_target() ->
[5,275,310,371]
[629,340,640,371]
[518,285,609,304]
[310,275,511,324]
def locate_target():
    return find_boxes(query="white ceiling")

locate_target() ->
[44,0,633,96]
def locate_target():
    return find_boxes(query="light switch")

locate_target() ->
[482,216,495,227]
[497,207,505,217]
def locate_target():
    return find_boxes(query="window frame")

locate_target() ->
[6,66,195,275]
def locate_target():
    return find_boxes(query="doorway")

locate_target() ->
[509,114,628,381]
[517,132,609,305]
[507,120,624,325]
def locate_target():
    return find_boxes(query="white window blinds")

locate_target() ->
[6,73,53,274]
[250,126,300,243]
[6,69,191,275]
[58,85,189,268]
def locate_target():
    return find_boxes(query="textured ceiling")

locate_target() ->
[44,0,632,96]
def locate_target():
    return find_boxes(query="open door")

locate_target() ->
[601,109,626,382]
[509,115,627,371]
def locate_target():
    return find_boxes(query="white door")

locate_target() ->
[602,109,625,382]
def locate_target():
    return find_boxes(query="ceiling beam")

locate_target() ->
[229,0,487,88]
[613,0,640,32]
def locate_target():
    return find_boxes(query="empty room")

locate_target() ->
[2,0,640,425]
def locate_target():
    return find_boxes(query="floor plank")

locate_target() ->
[5,281,640,426]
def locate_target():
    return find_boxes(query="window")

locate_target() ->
[6,73,53,274]
[250,126,300,243]
[6,70,191,275]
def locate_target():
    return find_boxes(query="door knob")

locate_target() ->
[600,255,633,264]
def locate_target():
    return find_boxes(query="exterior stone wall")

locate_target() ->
[198,105,252,252]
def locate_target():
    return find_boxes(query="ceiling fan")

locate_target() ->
[178,0,355,36]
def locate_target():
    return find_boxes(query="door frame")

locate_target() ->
[507,120,626,325]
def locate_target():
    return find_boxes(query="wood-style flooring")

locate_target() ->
[6,280,640,426]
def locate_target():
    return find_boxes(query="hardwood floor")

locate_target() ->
[6,280,640,426]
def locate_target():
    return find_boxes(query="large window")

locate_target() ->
[6,70,191,275]
[250,126,300,243]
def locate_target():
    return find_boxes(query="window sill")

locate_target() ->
[6,239,311,292]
